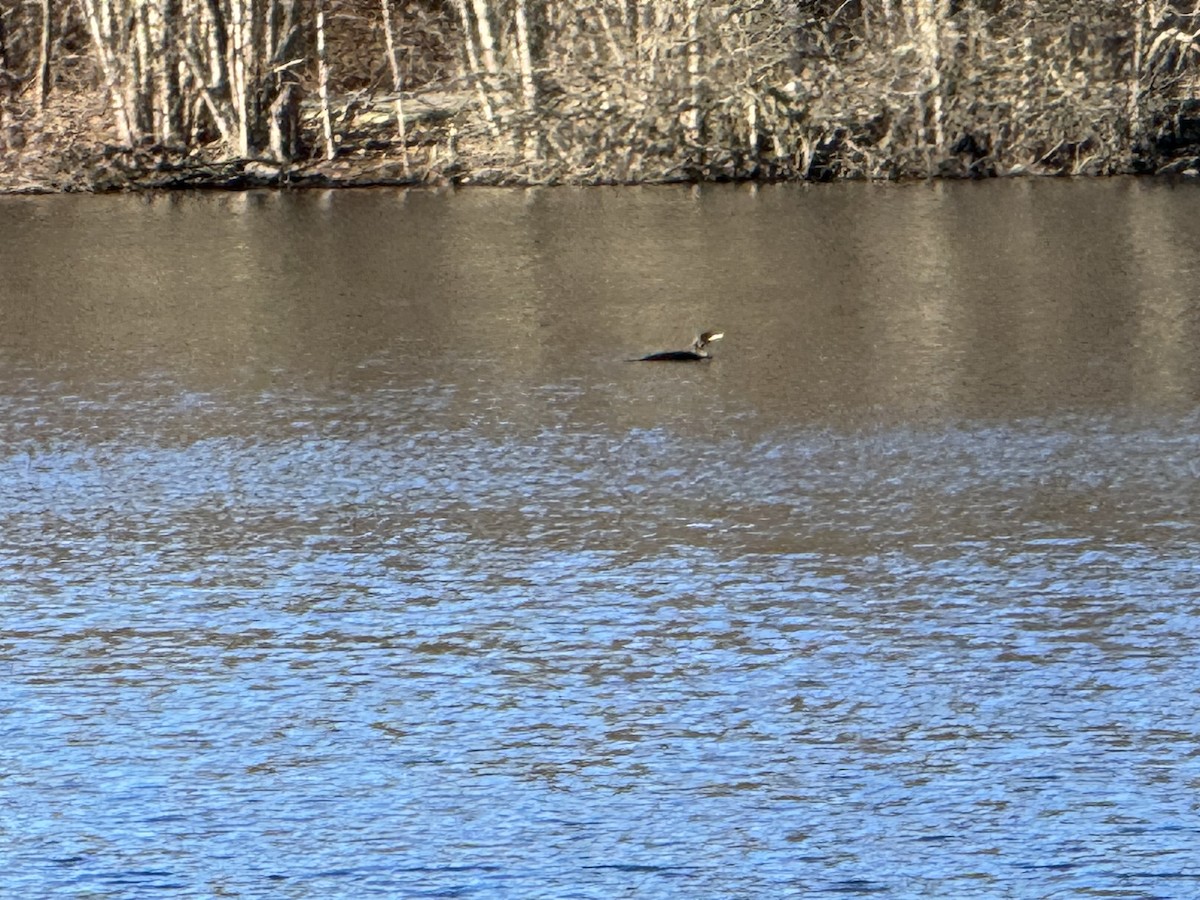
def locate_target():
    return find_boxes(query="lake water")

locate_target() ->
[2,180,1200,898]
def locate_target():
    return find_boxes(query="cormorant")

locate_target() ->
[637,331,724,361]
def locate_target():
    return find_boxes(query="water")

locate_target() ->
[2,181,1200,897]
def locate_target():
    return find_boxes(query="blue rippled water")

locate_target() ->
[5,376,1200,897]
[3,183,1200,897]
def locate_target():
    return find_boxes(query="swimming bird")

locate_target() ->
[638,331,724,361]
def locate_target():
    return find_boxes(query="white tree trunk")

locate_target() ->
[452,0,500,135]
[380,0,410,169]
[514,0,540,161]
[916,0,947,165]
[37,0,51,108]
[79,0,137,144]
[228,0,251,156]
[469,0,500,78]
[514,0,538,110]
[1128,0,1144,145]
[316,5,335,160]
[684,0,703,145]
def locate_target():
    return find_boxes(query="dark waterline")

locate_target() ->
[2,180,1200,898]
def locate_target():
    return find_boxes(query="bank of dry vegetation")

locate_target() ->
[1,0,1199,191]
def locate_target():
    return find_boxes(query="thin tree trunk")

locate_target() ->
[316,5,335,159]
[268,81,299,161]
[134,3,153,135]
[37,0,52,108]
[228,0,250,155]
[0,9,9,73]
[79,0,137,145]
[161,0,182,141]
[268,0,304,161]
[745,93,759,168]
[513,0,537,109]
[1128,0,1144,146]
[514,0,538,108]
[513,0,539,161]
[468,0,507,145]
[917,0,947,169]
[452,0,500,135]
[380,0,410,170]
[177,31,235,146]
[684,0,703,146]
[246,0,265,151]
[469,0,499,78]
[202,0,230,91]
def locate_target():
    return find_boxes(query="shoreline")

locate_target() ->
[5,100,1198,195]
[5,153,1198,197]
[5,113,1199,196]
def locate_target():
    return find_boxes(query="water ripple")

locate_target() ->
[3,378,1199,897]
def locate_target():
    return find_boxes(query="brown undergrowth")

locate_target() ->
[1,1,1199,192]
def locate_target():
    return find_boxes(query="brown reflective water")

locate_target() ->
[3,181,1200,897]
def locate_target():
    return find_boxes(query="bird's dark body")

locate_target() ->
[639,349,707,362]
[635,330,724,362]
